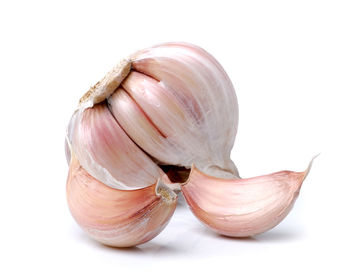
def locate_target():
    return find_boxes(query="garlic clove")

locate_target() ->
[69,103,162,190]
[181,160,314,237]
[110,42,240,179]
[67,156,177,248]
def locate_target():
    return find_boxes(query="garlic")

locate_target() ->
[66,42,313,247]
[181,159,314,237]
[67,155,177,247]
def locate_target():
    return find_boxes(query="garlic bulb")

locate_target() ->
[66,42,312,247]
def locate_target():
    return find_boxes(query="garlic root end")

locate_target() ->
[78,59,131,110]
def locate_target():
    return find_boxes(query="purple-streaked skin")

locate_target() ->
[67,156,177,247]
[181,163,312,237]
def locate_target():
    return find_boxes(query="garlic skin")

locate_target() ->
[67,156,177,247]
[181,161,313,237]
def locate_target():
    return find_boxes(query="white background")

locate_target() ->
[1,0,349,271]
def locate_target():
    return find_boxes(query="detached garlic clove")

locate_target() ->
[67,156,177,247]
[181,160,314,237]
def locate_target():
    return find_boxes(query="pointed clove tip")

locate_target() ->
[302,153,320,181]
